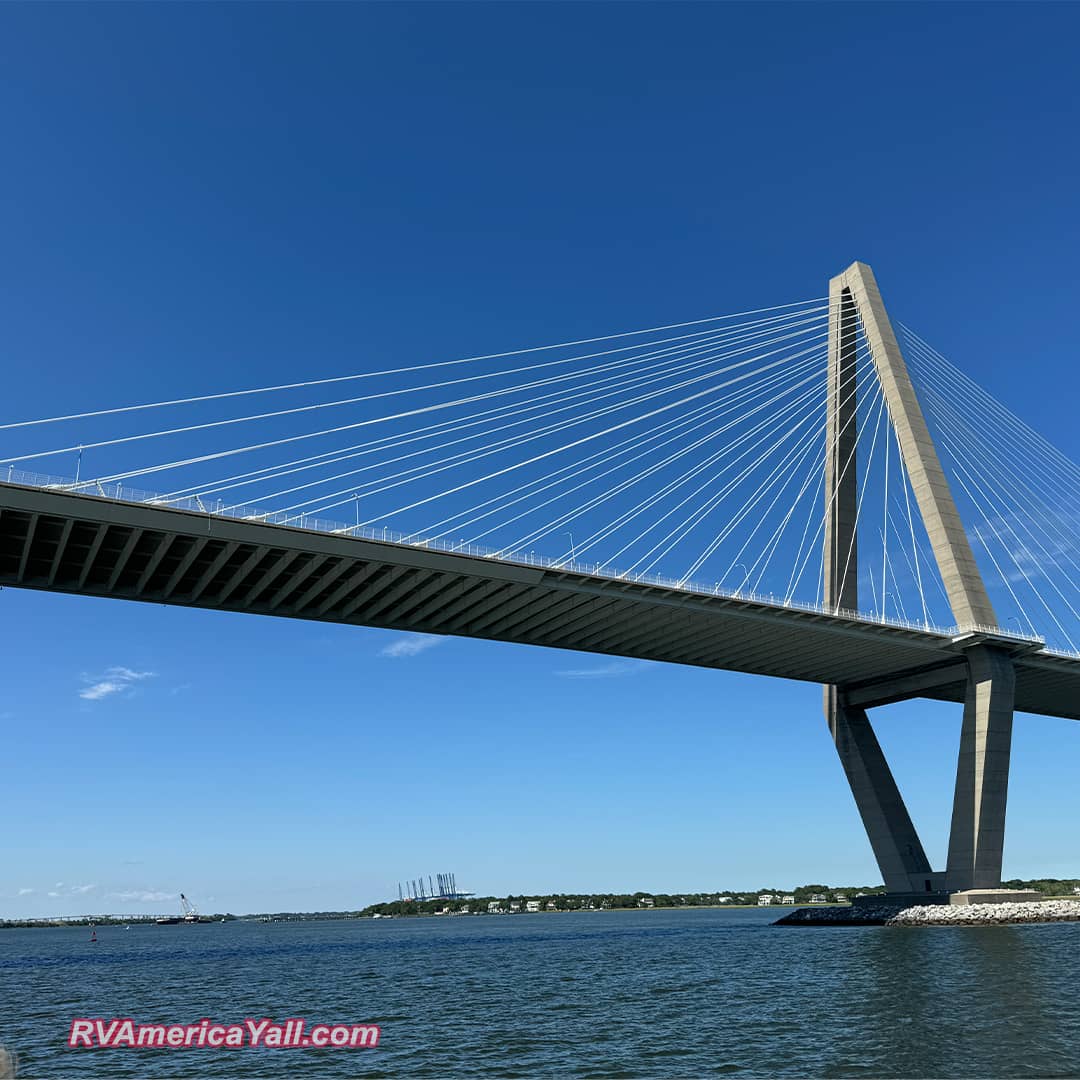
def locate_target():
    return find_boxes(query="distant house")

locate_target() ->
[833,895,848,904]
[1073,886,1080,896]
[546,901,558,912]
[717,896,732,904]
[781,895,796,905]
[757,894,774,906]
[638,897,655,908]
[487,901,502,914]
[526,900,541,913]
[809,893,827,904]
[509,902,521,913]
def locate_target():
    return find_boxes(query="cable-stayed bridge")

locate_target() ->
[2,262,1077,901]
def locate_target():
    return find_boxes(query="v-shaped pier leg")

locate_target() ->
[827,689,934,893]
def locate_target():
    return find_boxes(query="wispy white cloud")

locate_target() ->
[379,634,443,659]
[555,661,647,680]
[108,889,174,904]
[79,666,156,701]
[29,883,98,899]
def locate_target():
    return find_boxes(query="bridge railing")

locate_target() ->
[2,467,1055,653]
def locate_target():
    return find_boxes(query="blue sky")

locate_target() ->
[1,2,1078,917]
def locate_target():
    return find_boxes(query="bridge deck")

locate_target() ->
[1,482,1077,721]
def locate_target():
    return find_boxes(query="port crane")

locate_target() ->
[180,893,201,923]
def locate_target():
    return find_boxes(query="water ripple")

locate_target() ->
[2,910,1079,1077]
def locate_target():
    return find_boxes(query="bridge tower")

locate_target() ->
[824,262,1027,902]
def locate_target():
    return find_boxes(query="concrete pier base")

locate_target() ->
[946,889,1043,906]
[852,889,1043,909]
[777,895,1073,927]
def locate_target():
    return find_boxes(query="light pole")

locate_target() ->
[734,563,749,596]
[566,532,576,565]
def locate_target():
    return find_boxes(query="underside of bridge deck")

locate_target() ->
[1,481,1077,724]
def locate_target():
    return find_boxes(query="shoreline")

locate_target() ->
[2,903,849,928]
[10,897,1080,929]
[777,899,1080,927]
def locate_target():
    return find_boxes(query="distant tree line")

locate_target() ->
[7,878,1076,928]
[1002,878,1080,896]
[357,885,887,918]
[357,877,1080,918]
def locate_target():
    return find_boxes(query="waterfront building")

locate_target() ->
[757,894,774,906]
[526,901,541,913]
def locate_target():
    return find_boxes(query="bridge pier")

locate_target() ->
[825,689,935,895]
[824,262,1029,903]
[945,644,1016,893]
[831,647,1035,906]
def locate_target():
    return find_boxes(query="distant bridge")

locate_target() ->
[3,261,1077,899]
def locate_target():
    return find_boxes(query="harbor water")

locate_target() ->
[2,907,1079,1077]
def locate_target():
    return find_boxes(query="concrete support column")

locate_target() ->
[823,269,933,895]
[946,645,1016,891]
[826,687,934,894]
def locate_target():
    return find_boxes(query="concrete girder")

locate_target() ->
[292,558,352,615]
[16,513,39,583]
[315,562,381,618]
[338,564,410,620]
[211,545,272,606]
[162,537,207,599]
[363,569,436,622]
[134,533,175,595]
[841,659,969,711]
[264,554,328,611]
[105,527,145,591]
[47,518,75,586]
[405,576,496,627]
[450,585,545,636]
[486,591,596,640]
[187,541,240,602]
[381,572,459,624]
[76,524,109,589]
[245,550,303,606]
